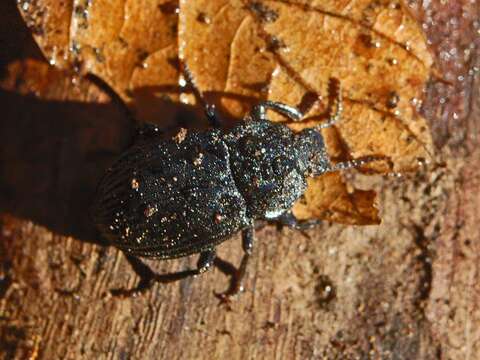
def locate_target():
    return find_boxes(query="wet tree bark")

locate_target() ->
[1,1,479,359]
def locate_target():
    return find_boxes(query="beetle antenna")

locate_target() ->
[85,73,137,128]
[181,62,221,127]
[331,157,371,171]
[329,155,391,172]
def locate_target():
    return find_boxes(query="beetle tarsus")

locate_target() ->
[275,211,320,230]
[214,255,250,304]
[317,80,343,130]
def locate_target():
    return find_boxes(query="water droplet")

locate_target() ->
[196,12,211,24]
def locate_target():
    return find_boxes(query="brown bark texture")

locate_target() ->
[0,0,479,359]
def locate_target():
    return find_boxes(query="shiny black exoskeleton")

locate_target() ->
[93,77,366,296]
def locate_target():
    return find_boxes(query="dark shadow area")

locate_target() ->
[0,0,208,246]
[0,0,44,78]
[0,88,210,244]
[0,89,132,244]
[130,85,260,129]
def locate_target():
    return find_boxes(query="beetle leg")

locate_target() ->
[249,101,303,122]
[196,248,216,273]
[274,211,320,230]
[182,62,222,128]
[236,227,254,287]
[215,226,254,301]
[135,122,163,142]
[314,90,343,130]
[296,79,343,130]
[85,73,137,127]
[242,226,254,254]
[110,254,197,298]
[251,80,342,124]
[204,103,222,128]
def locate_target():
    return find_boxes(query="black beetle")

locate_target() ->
[92,69,372,297]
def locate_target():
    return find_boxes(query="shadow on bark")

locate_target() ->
[0,89,132,244]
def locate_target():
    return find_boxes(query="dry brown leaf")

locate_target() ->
[18,0,433,224]
[293,173,379,224]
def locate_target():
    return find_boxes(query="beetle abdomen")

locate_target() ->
[93,130,250,259]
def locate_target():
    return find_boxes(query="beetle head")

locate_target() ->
[296,128,332,177]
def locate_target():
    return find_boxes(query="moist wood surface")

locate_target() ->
[1,1,480,359]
